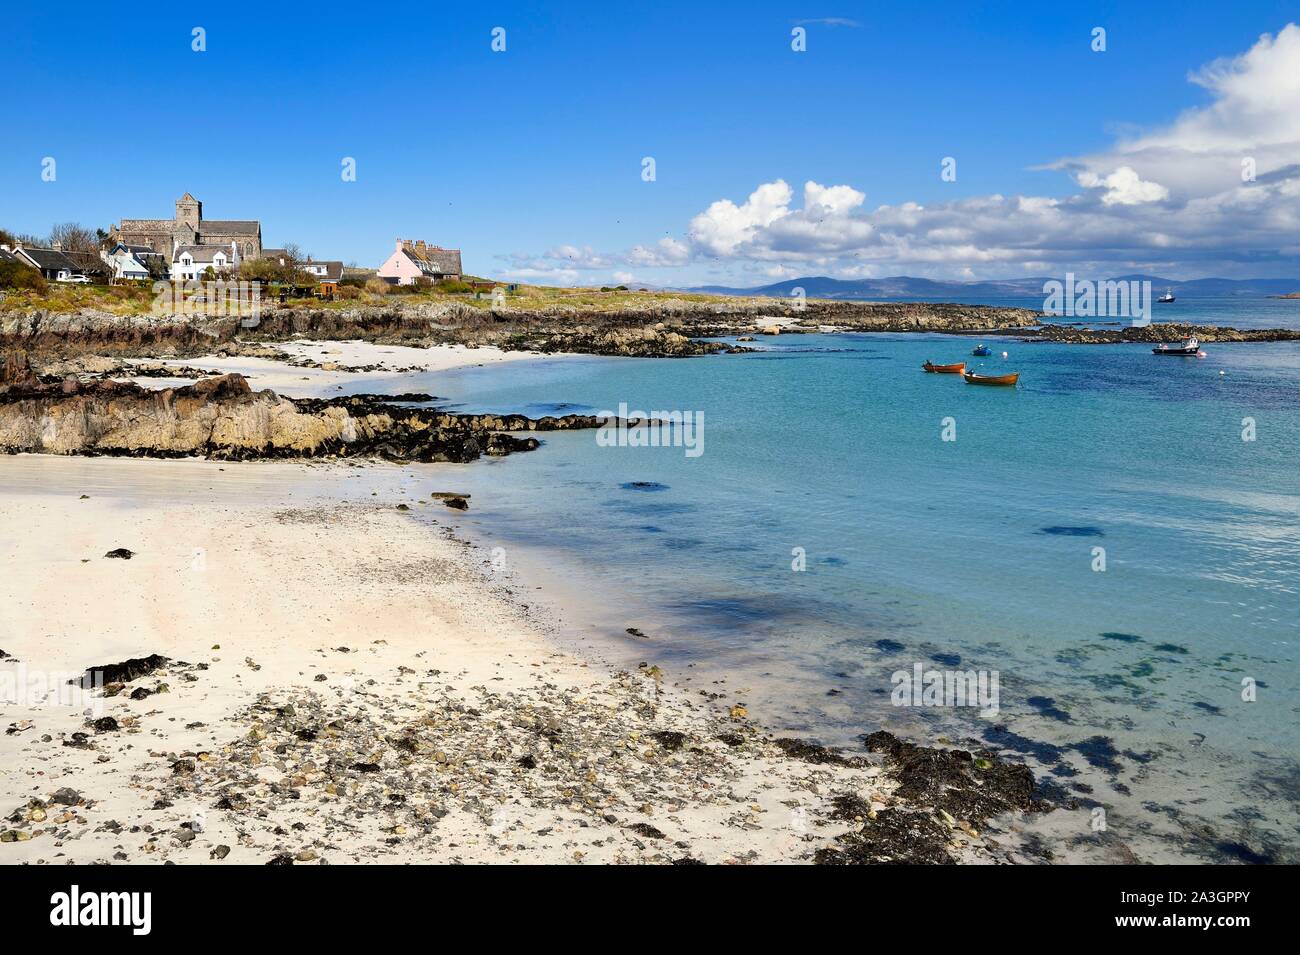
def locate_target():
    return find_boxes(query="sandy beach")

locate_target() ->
[0,453,986,865]
[116,340,552,397]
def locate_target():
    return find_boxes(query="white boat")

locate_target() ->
[1157,289,1175,303]
[1153,336,1201,356]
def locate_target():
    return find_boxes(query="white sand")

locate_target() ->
[121,340,548,397]
[0,455,922,865]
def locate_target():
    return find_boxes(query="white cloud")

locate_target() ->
[687,180,794,256]
[505,25,1300,282]
[627,237,690,267]
[1075,166,1170,205]
[1056,24,1300,199]
[796,17,861,28]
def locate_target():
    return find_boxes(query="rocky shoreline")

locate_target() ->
[1030,322,1300,344]
[0,354,619,463]
[3,299,1295,365]
[0,300,1037,360]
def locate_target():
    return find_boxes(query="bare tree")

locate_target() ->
[48,222,100,253]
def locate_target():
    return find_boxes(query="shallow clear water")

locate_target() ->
[349,330,1300,862]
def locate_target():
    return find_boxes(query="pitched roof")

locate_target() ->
[0,248,19,264]
[402,245,462,276]
[301,260,344,282]
[174,244,237,263]
[200,220,260,235]
[16,247,77,271]
[117,219,173,232]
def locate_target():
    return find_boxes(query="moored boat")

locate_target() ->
[923,361,965,373]
[1152,336,1202,356]
[971,344,992,357]
[1158,289,1176,303]
[963,370,1019,386]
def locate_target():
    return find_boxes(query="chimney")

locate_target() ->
[51,240,62,251]
[396,238,404,253]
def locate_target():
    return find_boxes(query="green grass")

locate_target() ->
[0,279,782,316]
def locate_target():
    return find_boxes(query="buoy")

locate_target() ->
[1001,351,1008,359]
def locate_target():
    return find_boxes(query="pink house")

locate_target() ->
[376,239,463,285]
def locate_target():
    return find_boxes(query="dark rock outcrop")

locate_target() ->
[1,358,608,463]
[1033,322,1300,344]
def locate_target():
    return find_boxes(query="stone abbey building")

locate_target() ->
[109,193,263,260]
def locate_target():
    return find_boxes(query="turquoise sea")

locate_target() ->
[351,302,1300,863]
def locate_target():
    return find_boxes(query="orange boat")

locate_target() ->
[922,361,965,374]
[963,370,1019,386]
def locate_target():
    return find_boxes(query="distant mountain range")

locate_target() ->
[685,275,1300,299]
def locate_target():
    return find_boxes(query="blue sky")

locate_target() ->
[4,1,1300,284]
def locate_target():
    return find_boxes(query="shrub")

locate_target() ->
[364,277,390,295]
[0,261,46,292]
[335,284,361,299]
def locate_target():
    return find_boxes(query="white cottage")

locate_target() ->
[101,243,155,281]
[172,241,240,280]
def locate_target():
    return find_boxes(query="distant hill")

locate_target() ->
[685,275,1300,299]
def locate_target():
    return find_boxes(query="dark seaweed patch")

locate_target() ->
[620,481,669,492]
[1154,643,1189,655]
[1026,695,1072,723]
[1072,736,1124,773]
[982,724,1067,764]
[1217,841,1275,864]
[1101,632,1143,643]
[930,652,962,666]
[1039,526,1104,537]
[874,639,906,653]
